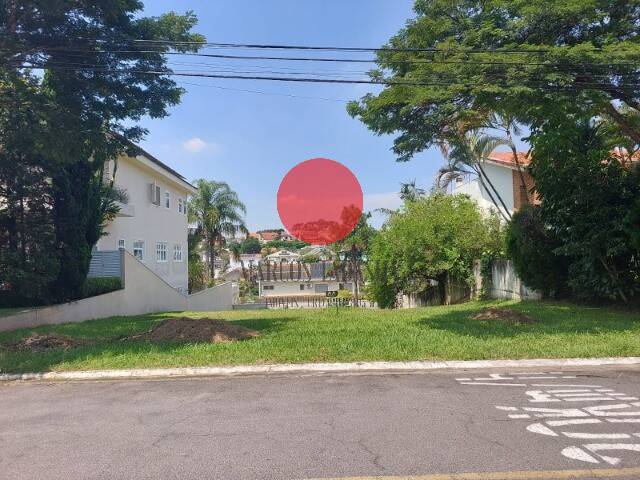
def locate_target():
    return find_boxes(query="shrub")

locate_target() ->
[506,206,569,298]
[367,194,501,308]
[83,277,122,298]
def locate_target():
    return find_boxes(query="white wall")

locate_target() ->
[452,164,515,218]
[0,252,237,332]
[259,280,352,297]
[98,155,193,293]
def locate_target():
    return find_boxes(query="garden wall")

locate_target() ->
[0,251,238,332]
[474,259,542,301]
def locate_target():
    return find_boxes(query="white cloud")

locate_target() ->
[363,192,402,212]
[182,137,209,153]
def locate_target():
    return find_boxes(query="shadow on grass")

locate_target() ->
[419,303,640,339]
[0,314,297,374]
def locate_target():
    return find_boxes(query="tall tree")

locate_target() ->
[334,212,376,303]
[0,1,204,302]
[188,180,247,280]
[348,0,640,160]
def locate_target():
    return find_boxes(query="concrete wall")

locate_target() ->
[473,259,542,301]
[0,252,237,332]
[97,154,194,293]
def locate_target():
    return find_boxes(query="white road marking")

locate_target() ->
[561,446,601,463]
[562,432,631,440]
[527,423,559,436]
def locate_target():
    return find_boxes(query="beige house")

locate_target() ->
[96,146,197,293]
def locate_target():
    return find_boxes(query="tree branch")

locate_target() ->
[603,103,640,145]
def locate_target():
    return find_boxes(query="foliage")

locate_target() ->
[529,122,640,302]
[367,194,503,308]
[334,212,377,300]
[348,0,640,158]
[0,2,203,303]
[301,254,320,264]
[506,206,569,298]
[239,279,259,302]
[188,179,247,279]
[263,239,310,250]
[240,236,262,254]
[83,277,122,298]
[187,230,207,293]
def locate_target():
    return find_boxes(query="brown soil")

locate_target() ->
[472,307,536,325]
[8,333,92,352]
[127,317,260,344]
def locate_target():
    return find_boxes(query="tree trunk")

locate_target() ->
[473,165,511,222]
[507,132,531,206]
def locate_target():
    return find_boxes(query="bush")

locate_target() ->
[367,194,501,308]
[83,277,122,298]
[506,206,569,298]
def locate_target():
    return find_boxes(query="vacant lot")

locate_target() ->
[1,300,639,373]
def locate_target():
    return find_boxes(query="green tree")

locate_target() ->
[530,121,640,302]
[368,194,502,308]
[240,236,262,254]
[506,206,569,298]
[334,212,377,302]
[348,0,640,159]
[188,180,247,280]
[187,229,207,293]
[1,2,204,302]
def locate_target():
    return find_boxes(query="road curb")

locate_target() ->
[2,357,640,382]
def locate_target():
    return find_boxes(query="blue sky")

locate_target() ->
[138,1,525,230]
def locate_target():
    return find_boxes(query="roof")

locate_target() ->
[260,231,279,241]
[486,151,531,168]
[486,149,640,169]
[129,143,197,192]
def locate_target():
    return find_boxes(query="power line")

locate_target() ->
[39,47,640,69]
[14,63,640,91]
[129,39,559,54]
[177,81,350,102]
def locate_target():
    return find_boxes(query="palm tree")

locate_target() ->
[436,132,512,221]
[188,179,247,280]
[399,180,426,202]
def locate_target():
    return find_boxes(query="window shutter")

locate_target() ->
[149,182,161,205]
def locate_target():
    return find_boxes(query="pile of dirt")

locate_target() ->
[128,317,259,344]
[8,333,92,352]
[472,307,536,325]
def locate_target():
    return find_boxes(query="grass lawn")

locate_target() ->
[1,300,639,373]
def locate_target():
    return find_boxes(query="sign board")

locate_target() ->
[325,291,338,298]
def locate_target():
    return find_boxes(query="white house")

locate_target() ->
[96,146,197,293]
[451,151,536,218]
[258,261,354,298]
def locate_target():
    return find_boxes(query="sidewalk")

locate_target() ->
[3,356,640,382]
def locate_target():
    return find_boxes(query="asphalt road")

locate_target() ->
[2,366,640,479]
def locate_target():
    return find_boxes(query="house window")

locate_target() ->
[173,243,183,262]
[263,285,274,291]
[178,198,183,214]
[117,239,125,250]
[299,284,305,291]
[156,242,168,262]
[164,191,170,209]
[133,240,144,261]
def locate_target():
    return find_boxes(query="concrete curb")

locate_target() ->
[2,357,640,382]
